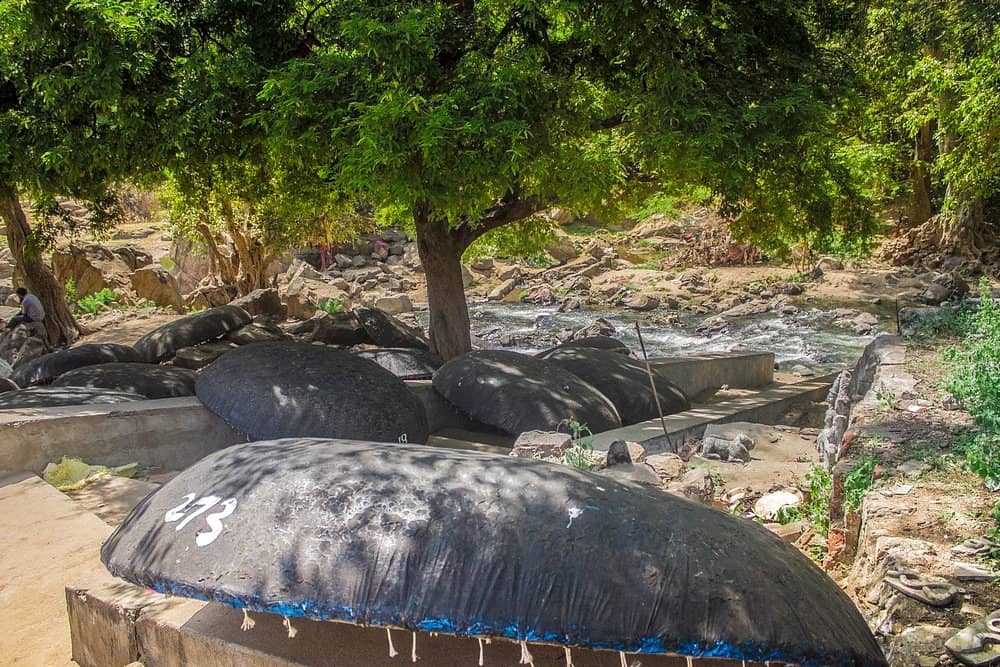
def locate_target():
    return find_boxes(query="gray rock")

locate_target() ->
[354,307,429,350]
[497,265,520,281]
[665,467,715,505]
[511,431,573,460]
[888,625,956,667]
[230,288,286,320]
[172,341,238,370]
[945,610,1000,666]
[602,463,662,487]
[623,293,659,311]
[374,294,413,315]
[487,278,518,301]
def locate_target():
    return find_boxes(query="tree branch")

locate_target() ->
[455,193,548,250]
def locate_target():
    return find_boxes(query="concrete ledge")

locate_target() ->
[648,351,775,399]
[0,397,244,474]
[591,375,837,454]
[68,581,733,667]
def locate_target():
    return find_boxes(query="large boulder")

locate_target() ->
[196,342,429,443]
[540,347,690,425]
[282,276,350,320]
[52,242,131,297]
[433,350,622,435]
[354,307,429,350]
[133,305,251,363]
[183,285,236,311]
[111,245,153,272]
[10,343,141,388]
[230,288,286,320]
[52,362,197,398]
[0,386,145,409]
[353,348,443,380]
[130,266,184,313]
[168,238,212,294]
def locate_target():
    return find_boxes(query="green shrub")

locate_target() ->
[843,455,878,513]
[64,279,77,304]
[559,419,596,470]
[946,280,1000,489]
[317,298,342,315]
[77,288,117,315]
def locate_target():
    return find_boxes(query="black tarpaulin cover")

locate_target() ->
[101,439,886,667]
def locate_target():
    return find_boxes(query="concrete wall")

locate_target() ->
[591,374,836,454]
[649,351,775,399]
[0,397,244,474]
[68,581,741,667]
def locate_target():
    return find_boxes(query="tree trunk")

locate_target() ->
[414,205,472,360]
[910,120,935,226]
[0,189,79,347]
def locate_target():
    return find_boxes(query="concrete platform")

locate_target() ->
[0,473,117,666]
[67,580,750,667]
[590,375,836,454]
[649,351,774,399]
[0,397,244,475]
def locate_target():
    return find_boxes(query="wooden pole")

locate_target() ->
[634,322,669,440]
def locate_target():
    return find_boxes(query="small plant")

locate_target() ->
[317,298,342,315]
[843,455,878,513]
[63,279,77,304]
[559,419,596,470]
[875,383,897,411]
[135,298,157,309]
[77,288,117,315]
[792,465,833,536]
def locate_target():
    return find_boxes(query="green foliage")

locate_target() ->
[632,186,714,222]
[317,298,343,315]
[560,419,595,471]
[63,280,77,305]
[859,0,1000,230]
[843,455,878,513]
[76,288,117,315]
[876,383,898,411]
[463,217,556,262]
[0,0,176,244]
[947,281,1000,489]
[780,465,833,537]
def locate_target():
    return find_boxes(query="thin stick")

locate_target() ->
[635,322,669,441]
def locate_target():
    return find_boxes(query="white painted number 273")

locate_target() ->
[164,493,238,546]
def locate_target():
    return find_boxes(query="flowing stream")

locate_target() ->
[449,302,878,373]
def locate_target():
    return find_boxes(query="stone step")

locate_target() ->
[590,375,837,454]
[0,473,116,666]
[68,581,739,667]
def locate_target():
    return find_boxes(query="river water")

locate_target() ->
[454,303,877,373]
